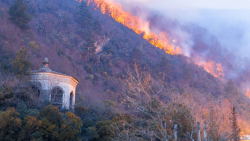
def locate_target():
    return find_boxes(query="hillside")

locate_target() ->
[0,0,250,140]
[0,0,243,102]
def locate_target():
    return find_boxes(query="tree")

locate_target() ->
[84,30,96,53]
[93,19,102,34]
[18,115,42,140]
[172,97,197,141]
[155,55,172,82]
[167,104,196,140]
[0,108,22,140]
[130,47,142,63]
[224,79,239,97]
[110,114,140,141]
[207,95,220,141]
[76,1,93,29]
[11,46,31,76]
[87,120,113,141]
[59,112,83,141]
[74,105,88,119]
[40,105,83,140]
[16,101,28,119]
[40,105,62,140]
[8,0,32,29]
[231,106,240,141]
[40,105,63,125]
[120,65,170,140]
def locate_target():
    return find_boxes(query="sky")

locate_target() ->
[113,0,250,58]
[116,0,250,9]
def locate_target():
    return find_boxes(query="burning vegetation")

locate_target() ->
[77,0,225,79]
[1,0,250,140]
[246,89,250,98]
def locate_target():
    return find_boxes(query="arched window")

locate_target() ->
[31,85,40,97]
[31,82,41,98]
[51,87,63,109]
[70,92,73,110]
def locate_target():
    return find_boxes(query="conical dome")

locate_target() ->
[42,57,49,66]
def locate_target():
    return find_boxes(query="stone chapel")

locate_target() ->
[30,57,79,110]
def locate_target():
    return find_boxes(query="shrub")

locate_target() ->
[85,74,94,80]
[8,0,32,29]
[102,72,107,77]
[74,106,88,118]
[84,64,93,74]
[29,41,39,50]
[84,30,96,53]
[18,115,42,140]
[93,19,102,34]
[76,1,93,29]
[102,44,116,54]
[40,105,63,125]
[0,108,22,140]
[11,46,31,76]
[92,74,99,85]
[59,112,83,140]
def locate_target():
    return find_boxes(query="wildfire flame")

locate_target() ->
[77,0,224,78]
[246,89,250,98]
[195,59,224,78]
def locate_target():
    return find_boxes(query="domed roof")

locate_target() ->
[42,57,49,65]
[32,57,74,77]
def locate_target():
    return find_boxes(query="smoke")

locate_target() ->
[115,0,250,58]
[112,0,250,88]
[172,9,250,58]
[114,0,250,9]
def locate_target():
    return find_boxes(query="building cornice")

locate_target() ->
[31,72,79,86]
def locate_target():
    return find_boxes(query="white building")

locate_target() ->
[30,57,79,110]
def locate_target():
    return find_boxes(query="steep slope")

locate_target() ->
[0,0,249,108]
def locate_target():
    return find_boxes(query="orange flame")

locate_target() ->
[246,89,250,98]
[195,60,224,78]
[78,0,181,55]
[77,0,224,78]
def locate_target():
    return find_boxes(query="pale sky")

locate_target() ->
[113,0,250,58]
[115,0,250,9]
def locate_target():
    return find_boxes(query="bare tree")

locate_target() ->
[110,115,142,141]
[170,93,198,141]
[116,65,171,141]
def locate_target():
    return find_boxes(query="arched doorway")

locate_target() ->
[51,87,63,109]
[31,85,40,98]
[70,92,73,110]
[30,82,41,103]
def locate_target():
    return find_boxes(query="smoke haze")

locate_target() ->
[115,0,250,58]
[111,0,250,89]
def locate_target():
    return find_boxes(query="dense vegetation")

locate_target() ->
[0,0,249,140]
